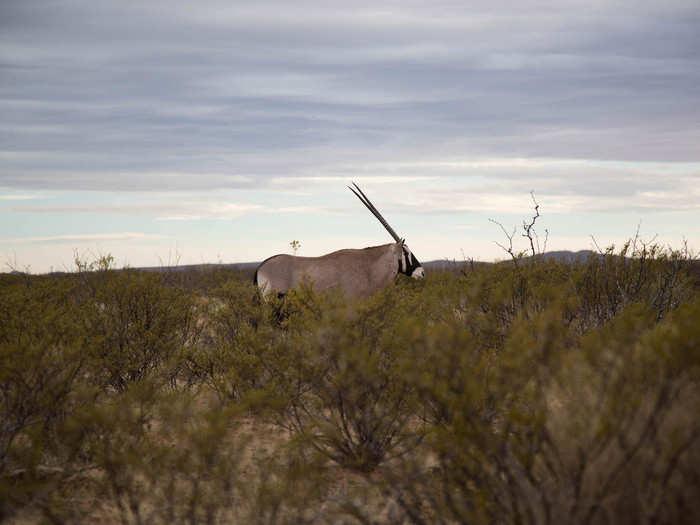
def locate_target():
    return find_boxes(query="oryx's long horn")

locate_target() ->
[348,182,401,242]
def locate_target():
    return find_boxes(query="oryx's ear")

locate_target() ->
[400,238,405,246]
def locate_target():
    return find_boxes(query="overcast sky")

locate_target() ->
[2,0,699,272]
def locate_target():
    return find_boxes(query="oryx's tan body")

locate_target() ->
[255,242,402,299]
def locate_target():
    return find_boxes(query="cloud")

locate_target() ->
[269,175,438,187]
[270,158,700,214]
[6,158,698,217]
[9,203,184,216]
[0,193,45,200]
[9,199,330,220]
[1,0,699,194]
[1,171,255,192]
[0,232,168,245]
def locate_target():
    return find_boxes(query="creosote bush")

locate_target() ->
[269,284,426,473]
[1,242,698,524]
[74,257,201,392]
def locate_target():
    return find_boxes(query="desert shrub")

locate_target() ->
[39,381,329,525]
[75,264,200,392]
[536,299,700,524]
[204,279,264,346]
[184,278,276,401]
[0,277,87,520]
[61,383,249,524]
[241,284,426,474]
[373,305,567,524]
[575,240,695,328]
[159,264,256,294]
[1,239,698,524]
[378,299,700,525]
[454,241,695,340]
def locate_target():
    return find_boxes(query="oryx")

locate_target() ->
[254,183,424,299]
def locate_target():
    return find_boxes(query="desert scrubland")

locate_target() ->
[1,241,699,524]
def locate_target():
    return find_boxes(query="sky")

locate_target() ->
[2,0,699,273]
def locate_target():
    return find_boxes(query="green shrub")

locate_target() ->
[43,381,328,525]
[0,277,86,520]
[575,241,695,327]
[75,267,199,392]
[246,284,425,474]
[184,278,274,401]
[1,241,697,523]
[378,300,700,525]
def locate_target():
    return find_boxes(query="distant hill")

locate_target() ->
[422,250,600,269]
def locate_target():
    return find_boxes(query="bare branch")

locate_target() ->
[590,235,604,255]
[522,191,541,257]
[489,218,519,264]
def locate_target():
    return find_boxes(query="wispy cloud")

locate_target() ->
[10,200,330,220]
[0,233,168,245]
[156,204,325,220]
[0,193,46,200]
[6,157,698,217]
[11,203,190,216]
[269,175,439,187]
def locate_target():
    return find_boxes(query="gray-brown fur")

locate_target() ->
[255,242,403,299]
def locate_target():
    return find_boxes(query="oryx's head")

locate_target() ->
[398,240,424,280]
[348,182,425,280]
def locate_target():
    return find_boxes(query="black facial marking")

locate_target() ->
[399,245,422,276]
